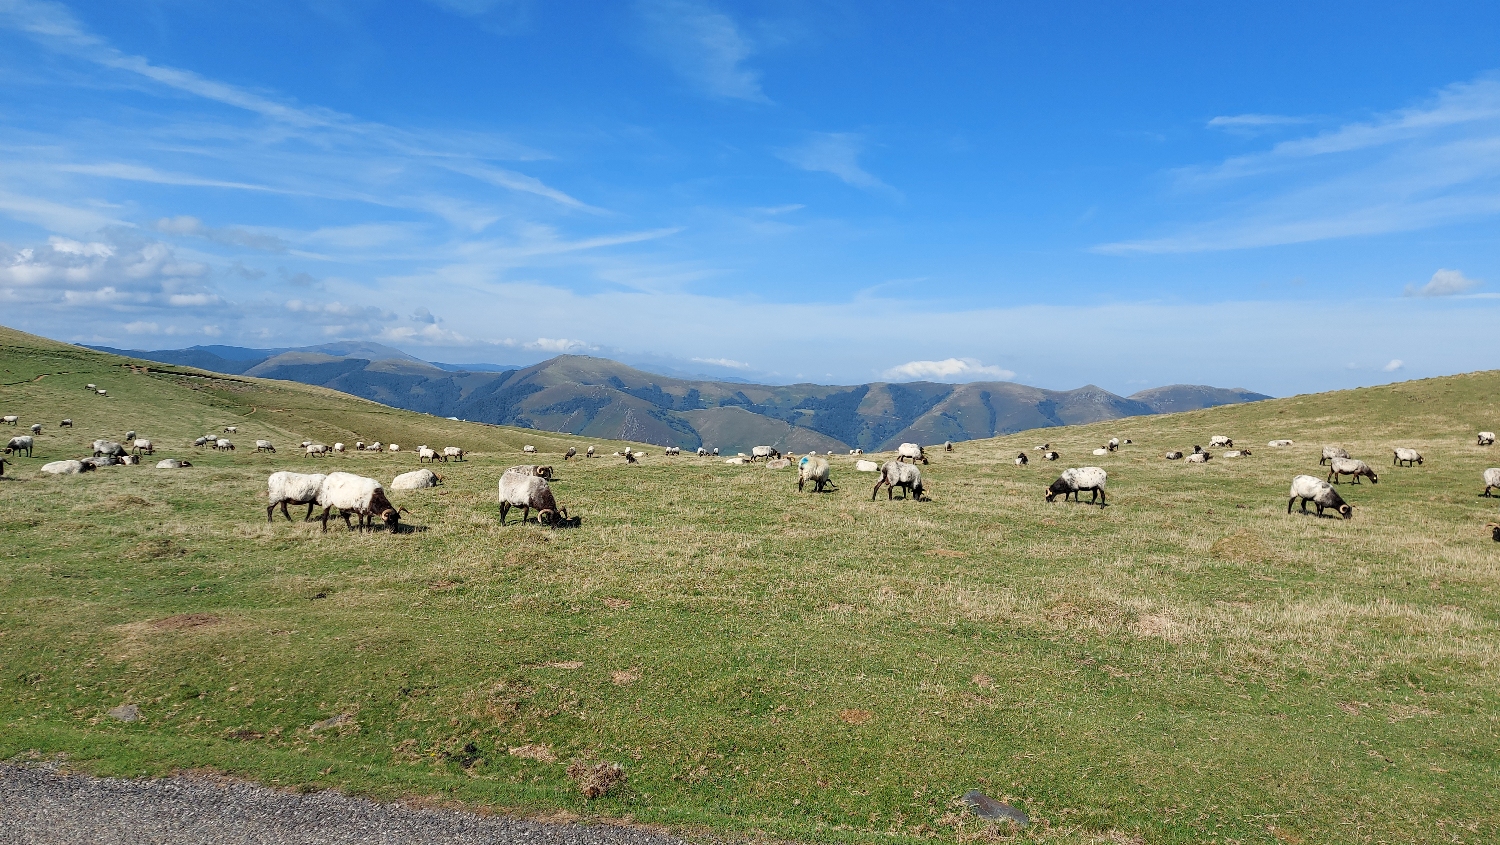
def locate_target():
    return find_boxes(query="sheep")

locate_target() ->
[306,444,329,457]
[214,438,234,451]
[1043,451,1059,461]
[850,448,864,455]
[1222,450,1251,458]
[1490,522,1500,542]
[5,435,34,457]
[125,431,136,442]
[224,425,238,433]
[1209,436,1233,448]
[724,457,746,465]
[92,439,125,457]
[1327,457,1378,485]
[266,471,328,522]
[624,450,638,464]
[711,447,719,456]
[1092,448,1109,456]
[506,464,553,480]
[856,459,880,472]
[391,469,441,490]
[523,445,537,454]
[665,446,681,456]
[316,471,400,532]
[0,415,15,425]
[1014,452,1028,466]
[1319,446,1349,466]
[41,459,91,475]
[60,419,72,428]
[872,460,925,501]
[944,440,954,452]
[1392,448,1423,467]
[498,471,570,526]
[1479,432,1496,446]
[561,446,578,461]
[766,457,791,469]
[85,384,95,390]
[333,443,345,454]
[443,446,465,461]
[418,446,441,463]
[156,458,192,469]
[751,445,781,462]
[131,439,153,456]
[83,455,120,468]
[96,390,106,396]
[1288,474,1352,518]
[355,441,366,451]
[1483,468,1500,497]
[1165,451,1183,460]
[30,423,41,435]
[121,455,138,466]
[1186,452,1210,463]
[897,443,927,464]
[194,437,209,447]
[368,441,382,452]
[1268,439,1294,447]
[1045,466,1107,506]
[1034,443,1051,451]
[388,444,400,452]
[797,456,833,492]
[1106,437,1119,451]
[695,447,707,457]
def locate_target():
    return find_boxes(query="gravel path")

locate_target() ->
[0,765,690,845]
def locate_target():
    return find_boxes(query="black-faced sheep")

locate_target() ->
[897,443,927,464]
[1483,468,1500,497]
[1288,475,1352,518]
[696,447,707,457]
[1045,466,1107,506]
[131,439,153,456]
[498,472,572,526]
[60,419,72,428]
[944,440,954,452]
[1392,448,1423,467]
[565,446,577,460]
[506,464,553,480]
[224,426,237,433]
[1043,451,1059,461]
[523,445,536,454]
[443,446,464,461]
[317,471,400,532]
[30,423,41,435]
[266,471,329,522]
[1479,432,1495,446]
[1165,451,1183,460]
[0,415,15,425]
[711,447,719,456]
[1186,452,1210,464]
[797,456,833,492]
[5,435,34,457]
[92,439,125,457]
[418,446,440,463]
[214,438,234,451]
[1327,458,1378,485]
[872,460,924,501]
[1209,436,1232,448]
[665,446,681,456]
[255,440,275,452]
[1222,450,1251,458]
[1015,452,1028,466]
[751,445,781,462]
[1320,446,1349,466]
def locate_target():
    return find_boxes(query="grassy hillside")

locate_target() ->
[2,326,1498,844]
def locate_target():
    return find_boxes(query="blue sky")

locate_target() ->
[1,0,1497,395]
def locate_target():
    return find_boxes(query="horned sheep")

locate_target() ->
[1288,475,1352,518]
[797,456,833,492]
[316,471,400,532]
[1392,448,1423,467]
[1483,468,1500,497]
[872,460,924,501]
[1327,457,1378,485]
[498,471,571,526]
[224,426,237,433]
[506,464,553,480]
[266,471,328,522]
[565,446,577,460]
[6,435,35,457]
[1045,466,1107,506]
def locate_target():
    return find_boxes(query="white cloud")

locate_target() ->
[284,299,393,320]
[1405,268,1480,297]
[167,293,220,307]
[691,356,750,369]
[637,0,768,102]
[1206,114,1310,129]
[124,321,159,334]
[379,323,472,346]
[880,358,1015,383]
[779,133,898,196]
[153,216,288,252]
[525,337,595,353]
[1384,359,1404,372]
[0,234,213,307]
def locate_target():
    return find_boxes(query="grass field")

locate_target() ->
[2,324,1498,844]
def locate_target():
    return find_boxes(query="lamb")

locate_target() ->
[1483,468,1500,497]
[872,460,925,501]
[1043,451,1059,461]
[505,464,553,480]
[1165,451,1183,460]
[1327,457,1378,485]
[1045,466,1107,506]
[443,446,465,461]
[306,444,329,457]
[896,443,927,464]
[797,456,833,492]
[5,435,35,457]
[523,445,537,454]
[1288,474,1352,518]
[1479,432,1496,446]
[316,471,400,532]
[266,471,328,522]
[1092,448,1109,456]
[856,459,880,472]
[1014,452,1028,466]
[131,439,153,456]
[30,423,41,435]
[751,445,781,462]
[214,438,234,451]
[156,458,192,469]
[498,472,570,526]
[391,469,441,490]
[0,415,15,425]
[1209,435,1233,448]
[92,439,126,457]
[1186,452,1210,464]
[1392,448,1423,467]
[1319,446,1349,466]
[41,459,92,475]
[418,446,440,463]
[1268,439,1294,447]
[255,440,276,453]
[60,419,72,428]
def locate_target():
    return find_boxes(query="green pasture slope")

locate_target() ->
[1,324,1498,844]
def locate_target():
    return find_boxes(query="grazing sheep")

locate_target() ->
[1268,439,1294,447]
[60,419,72,428]
[392,469,441,490]
[317,471,400,532]
[1186,452,1210,464]
[751,445,781,462]
[1392,448,1423,467]
[1222,450,1251,458]
[443,446,464,461]
[1043,451,1059,461]
[505,464,554,480]
[1483,467,1500,497]
[355,441,365,451]
[194,437,209,447]
[1320,446,1349,466]
[156,458,192,469]
[856,459,880,472]
[565,446,577,460]
[368,441,382,452]
[1014,452,1028,466]
[797,456,833,492]
[41,459,91,475]
[1489,522,1500,542]
[586,445,596,458]
[872,460,925,501]
[131,439,153,456]
[1045,466,1107,506]
[306,444,329,457]
[896,443,927,464]
[30,423,41,435]
[333,443,345,454]
[266,471,328,522]
[255,440,275,453]
[523,445,537,454]
[665,446,681,456]
[388,444,400,453]
[418,446,440,463]
[125,431,136,442]
[1108,437,1120,451]
[1288,474,1352,518]
[96,390,106,396]
[1327,457,1378,485]
[92,439,125,457]
[0,415,15,425]
[1165,451,1183,460]
[1479,432,1496,446]
[85,384,95,390]
[498,472,570,526]
[5,435,35,457]
[711,447,719,456]
[224,426,237,433]
[695,447,707,457]
[1092,448,1109,456]
[1209,436,1232,448]
[944,440,954,452]
[214,438,234,451]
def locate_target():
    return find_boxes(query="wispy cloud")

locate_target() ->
[881,358,1014,383]
[1405,268,1480,297]
[691,356,750,369]
[1207,113,1310,130]
[636,0,768,102]
[1383,359,1404,372]
[154,216,288,252]
[778,133,898,196]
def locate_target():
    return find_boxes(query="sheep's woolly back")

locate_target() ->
[798,456,830,482]
[316,472,383,511]
[268,471,328,506]
[392,469,440,490]
[880,460,922,487]
[897,443,923,460]
[855,459,879,472]
[41,459,88,475]
[1393,448,1421,463]
[1290,474,1345,508]
[498,472,558,512]
[1329,457,1371,476]
[1484,468,1500,488]
[1060,466,1107,490]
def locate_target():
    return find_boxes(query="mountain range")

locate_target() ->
[89,342,1271,452]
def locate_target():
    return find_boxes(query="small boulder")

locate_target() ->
[106,704,140,723]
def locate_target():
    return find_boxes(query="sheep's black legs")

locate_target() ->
[320,506,332,532]
[304,502,315,521]
[1287,496,1295,514]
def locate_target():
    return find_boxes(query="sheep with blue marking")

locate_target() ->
[797,456,833,492]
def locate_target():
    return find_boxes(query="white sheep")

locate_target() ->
[41,459,91,475]
[1107,437,1120,451]
[418,446,440,463]
[1186,452,1210,464]
[1043,451,1059,461]
[1320,446,1349,466]
[1483,468,1500,497]
[131,439,153,456]
[1209,436,1233,448]
[872,460,924,500]
[85,384,95,390]
[0,415,16,425]
[1479,432,1496,446]
[388,444,400,452]
[849,448,864,455]
[266,471,328,522]
[498,472,569,525]
[306,444,329,457]
[224,426,238,433]
[1268,439,1294,447]
[255,440,275,452]
[391,469,441,490]
[1014,452,1028,466]
[215,438,234,451]
[523,445,536,454]
[587,445,596,457]
[316,471,400,532]
[797,456,833,492]
[1392,448,1422,467]
[695,447,706,457]
[443,446,464,461]
[368,441,382,451]
[1222,450,1251,458]
[1289,475,1352,518]
[30,423,41,435]
[711,447,719,456]
[92,439,125,457]
[896,443,927,464]
[333,443,345,454]
[665,446,681,456]
[1045,467,1107,506]
[96,390,106,396]
[1164,451,1184,460]
[5,435,34,457]
[944,440,954,452]
[355,441,366,451]
[1327,457,1378,485]
[856,459,880,472]
[751,445,780,462]
[724,457,746,465]
[505,464,553,479]
[1092,448,1109,456]
[156,458,192,469]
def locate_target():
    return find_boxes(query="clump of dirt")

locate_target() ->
[151,613,219,631]
[508,744,557,763]
[1210,531,1276,563]
[837,708,873,725]
[128,538,187,561]
[566,760,625,798]
[611,669,640,686]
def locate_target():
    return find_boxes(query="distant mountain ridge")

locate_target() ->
[90,343,1271,452]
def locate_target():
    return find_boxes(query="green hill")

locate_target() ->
[3,325,1498,844]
